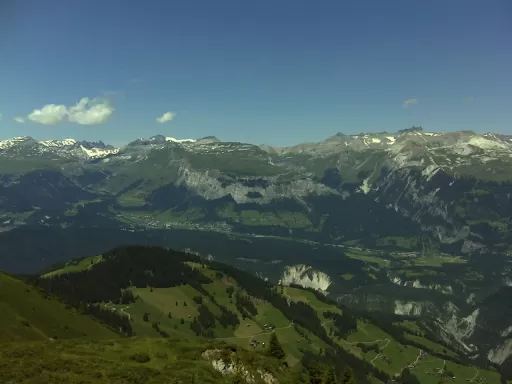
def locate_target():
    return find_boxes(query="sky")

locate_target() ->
[0,0,511,147]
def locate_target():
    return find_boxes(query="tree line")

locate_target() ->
[35,246,211,307]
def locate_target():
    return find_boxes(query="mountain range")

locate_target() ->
[1,126,511,373]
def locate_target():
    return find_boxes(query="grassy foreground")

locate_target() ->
[0,337,292,384]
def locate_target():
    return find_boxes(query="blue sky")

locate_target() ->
[0,0,511,147]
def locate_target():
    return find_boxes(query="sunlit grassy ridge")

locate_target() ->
[0,337,294,384]
[41,255,103,278]
[1,245,503,384]
[0,272,117,342]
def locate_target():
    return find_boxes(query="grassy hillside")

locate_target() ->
[0,272,117,342]
[0,337,295,384]
[41,255,103,278]
[30,245,503,384]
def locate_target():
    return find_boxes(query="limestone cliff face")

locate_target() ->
[389,275,455,295]
[175,163,334,204]
[488,339,512,365]
[279,264,332,292]
[202,349,278,384]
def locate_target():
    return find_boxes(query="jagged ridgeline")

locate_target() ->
[24,245,505,384]
[3,130,512,262]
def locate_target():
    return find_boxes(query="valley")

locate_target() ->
[1,129,512,382]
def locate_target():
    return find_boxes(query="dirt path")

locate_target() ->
[398,349,423,375]
[119,305,131,320]
[105,301,131,320]
[86,256,102,270]
[340,338,391,346]
[369,339,391,367]
[470,367,479,382]
[321,319,334,327]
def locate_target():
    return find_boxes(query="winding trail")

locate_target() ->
[340,338,391,347]
[470,367,479,382]
[321,319,334,327]
[105,301,132,320]
[87,256,102,270]
[398,349,423,375]
[119,306,131,320]
[369,339,391,367]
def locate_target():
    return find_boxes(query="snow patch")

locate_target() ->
[421,164,440,181]
[79,145,119,159]
[468,137,508,150]
[0,136,32,149]
[165,136,197,143]
[40,138,77,147]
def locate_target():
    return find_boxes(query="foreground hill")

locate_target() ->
[0,338,296,384]
[0,271,117,342]
[32,245,505,384]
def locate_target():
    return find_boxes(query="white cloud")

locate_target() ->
[0,112,2,120]
[401,98,418,108]
[28,104,68,125]
[14,117,25,123]
[25,96,114,126]
[68,97,114,125]
[156,111,175,123]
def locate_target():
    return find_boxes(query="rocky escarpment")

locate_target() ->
[202,349,279,384]
[279,264,332,292]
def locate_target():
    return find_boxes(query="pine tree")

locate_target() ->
[227,369,245,384]
[267,332,285,360]
[307,361,324,384]
[341,367,355,384]
[324,366,338,384]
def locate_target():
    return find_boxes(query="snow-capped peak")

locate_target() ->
[78,144,119,159]
[39,138,77,147]
[0,136,34,149]
[0,136,118,160]
[165,136,196,143]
